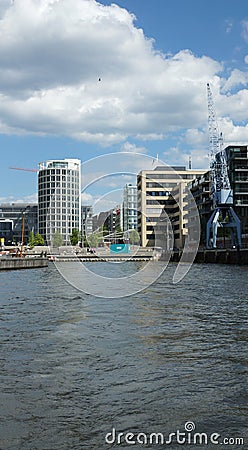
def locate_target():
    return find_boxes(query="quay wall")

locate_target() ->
[2,249,247,270]
[170,249,248,265]
[0,257,48,270]
[50,248,248,265]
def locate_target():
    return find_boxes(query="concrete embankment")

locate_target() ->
[50,248,248,265]
[49,253,153,262]
[170,248,248,265]
[0,257,48,270]
[2,249,246,270]
[195,248,248,265]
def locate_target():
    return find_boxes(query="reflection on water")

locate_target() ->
[0,263,247,449]
[54,259,171,298]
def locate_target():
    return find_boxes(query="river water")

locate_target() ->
[0,262,247,449]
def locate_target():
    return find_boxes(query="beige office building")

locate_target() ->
[137,165,205,249]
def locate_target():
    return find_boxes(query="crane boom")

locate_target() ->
[207,82,223,161]
[9,166,38,172]
[206,83,232,206]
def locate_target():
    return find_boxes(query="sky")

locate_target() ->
[0,0,248,210]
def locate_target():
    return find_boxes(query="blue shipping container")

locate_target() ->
[110,244,130,253]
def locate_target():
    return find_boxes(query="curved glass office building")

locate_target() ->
[38,159,81,245]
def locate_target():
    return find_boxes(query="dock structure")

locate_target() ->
[0,257,48,270]
[1,248,248,270]
[50,254,153,262]
[195,248,248,265]
[49,247,248,265]
[169,248,248,265]
[49,247,157,263]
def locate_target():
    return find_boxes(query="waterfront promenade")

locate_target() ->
[2,245,248,266]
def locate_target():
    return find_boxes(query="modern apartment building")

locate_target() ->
[137,165,205,248]
[38,159,81,245]
[81,205,93,238]
[188,171,212,245]
[101,205,123,234]
[123,184,138,231]
[188,145,248,246]
[92,205,123,243]
[225,145,248,235]
[0,203,38,244]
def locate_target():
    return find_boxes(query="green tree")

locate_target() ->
[87,231,100,248]
[28,231,45,247]
[70,228,80,246]
[129,229,140,245]
[52,230,64,248]
[34,233,45,246]
[28,230,35,249]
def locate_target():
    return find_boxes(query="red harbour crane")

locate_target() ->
[9,167,38,172]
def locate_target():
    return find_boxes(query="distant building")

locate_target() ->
[137,166,205,248]
[81,205,93,238]
[92,205,123,244]
[38,159,81,245]
[113,205,123,232]
[0,219,13,245]
[0,203,38,244]
[188,171,212,245]
[123,184,137,231]
[100,206,123,234]
[92,210,109,232]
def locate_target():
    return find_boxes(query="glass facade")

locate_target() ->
[225,145,248,234]
[0,219,13,244]
[81,206,93,238]
[123,184,138,231]
[0,204,38,244]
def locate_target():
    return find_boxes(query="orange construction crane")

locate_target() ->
[19,213,25,258]
[9,166,38,172]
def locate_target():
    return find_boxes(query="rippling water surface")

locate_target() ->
[0,262,247,449]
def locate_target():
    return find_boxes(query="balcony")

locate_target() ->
[235,167,248,170]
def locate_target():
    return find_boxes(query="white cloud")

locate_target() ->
[81,192,94,205]
[222,69,248,92]
[0,193,38,204]
[120,141,147,153]
[185,128,207,146]
[163,145,209,170]
[218,89,248,122]
[184,129,210,168]
[89,189,124,215]
[0,0,246,148]
[0,0,12,18]
[188,149,210,170]
[219,117,248,145]
[163,146,183,165]
[0,0,221,143]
